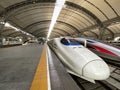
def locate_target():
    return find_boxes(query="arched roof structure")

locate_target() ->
[0,0,120,40]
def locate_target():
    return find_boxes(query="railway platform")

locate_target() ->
[0,44,80,90]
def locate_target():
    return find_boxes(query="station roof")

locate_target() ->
[0,0,120,40]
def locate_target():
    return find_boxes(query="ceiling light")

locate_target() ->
[47,0,66,39]
[5,22,19,31]
[5,22,34,37]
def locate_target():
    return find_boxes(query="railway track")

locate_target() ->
[71,65,120,90]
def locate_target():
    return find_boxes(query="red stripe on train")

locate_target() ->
[91,45,117,56]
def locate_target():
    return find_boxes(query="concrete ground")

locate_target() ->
[0,44,44,90]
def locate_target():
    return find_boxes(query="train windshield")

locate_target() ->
[61,38,81,46]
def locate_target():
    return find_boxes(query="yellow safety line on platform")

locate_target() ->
[30,47,48,90]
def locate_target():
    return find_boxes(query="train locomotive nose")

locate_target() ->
[82,60,110,80]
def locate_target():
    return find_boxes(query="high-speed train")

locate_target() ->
[48,37,110,83]
[75,38,120,65]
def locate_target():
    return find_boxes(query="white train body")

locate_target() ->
[48,37,110,83]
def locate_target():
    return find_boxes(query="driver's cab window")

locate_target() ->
[61,38,69,45]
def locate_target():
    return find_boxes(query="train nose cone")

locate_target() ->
[83,60,110,80]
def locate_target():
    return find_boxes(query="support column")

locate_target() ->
[0,17,5,45]
[105,27,115,40]
[0,17,5,38]
[99,27,105,40]
[78,32,84,37]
